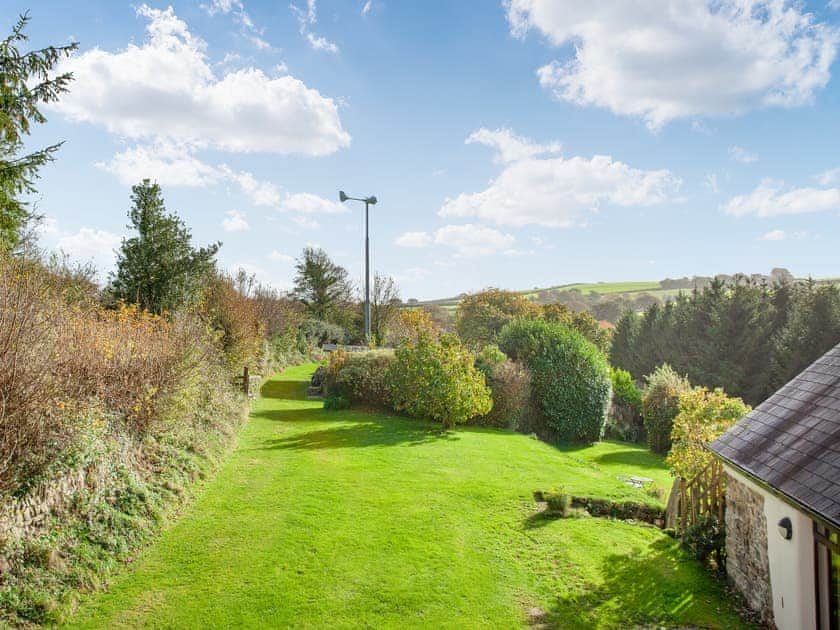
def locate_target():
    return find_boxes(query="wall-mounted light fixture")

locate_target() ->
[777,516,793,540]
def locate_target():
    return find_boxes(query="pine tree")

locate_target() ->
[109,180,220,314]
[0,13,77,251]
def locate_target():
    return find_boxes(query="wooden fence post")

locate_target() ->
[243,366,249,396]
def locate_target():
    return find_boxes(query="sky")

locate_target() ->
[8,0,840,300]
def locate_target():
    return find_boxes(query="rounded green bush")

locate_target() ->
[387,334,491,428]
[500,319,611,443]
[641,364,691,454]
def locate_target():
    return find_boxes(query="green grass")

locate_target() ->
[65,365,749,629]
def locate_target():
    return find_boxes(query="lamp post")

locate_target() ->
[339,190,377,342]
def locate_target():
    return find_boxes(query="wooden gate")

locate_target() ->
[665,460,726,535]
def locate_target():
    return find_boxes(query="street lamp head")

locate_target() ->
[339,190,348,203]
[366,196,377,205]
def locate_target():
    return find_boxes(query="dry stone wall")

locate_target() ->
[725,472,774,626]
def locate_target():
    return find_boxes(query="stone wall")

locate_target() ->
[725,472,774,625]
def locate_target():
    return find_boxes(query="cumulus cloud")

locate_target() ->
[97,141,220,187]
[724,179,840,217]
[507,0,839,129]
[37,220,123,275]
[433,224,515,257]
[220,167,282,206]
[466,127,561,164]
[395,231,433,248]
[222,209,250,232]
[98,142,283,208]
[729,145,759,163]
[440,129,681,227]
[54,5,349,155]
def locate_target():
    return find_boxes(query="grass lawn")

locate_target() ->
[65,364,749,629]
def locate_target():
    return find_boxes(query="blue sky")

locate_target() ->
[9,0,840,299]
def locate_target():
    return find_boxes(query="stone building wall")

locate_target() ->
[725,472,774,625]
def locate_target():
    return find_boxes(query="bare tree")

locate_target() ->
[371,273,401,346]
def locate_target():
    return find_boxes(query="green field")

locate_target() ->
[419,280,680,312]
[65,365,749,629]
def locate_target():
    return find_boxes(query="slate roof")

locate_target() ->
[709,343,840,530]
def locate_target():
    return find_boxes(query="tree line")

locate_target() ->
[610,277,840,405]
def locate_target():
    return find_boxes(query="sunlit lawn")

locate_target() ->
[65,364,749,629]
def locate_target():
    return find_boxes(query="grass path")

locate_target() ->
[66,365,749,629]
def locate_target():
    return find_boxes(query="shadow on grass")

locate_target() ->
[260,377,311,401]
[258,418,459,451]
[591,449,668,471]
[543,538,739,628]
[523,509,560,530]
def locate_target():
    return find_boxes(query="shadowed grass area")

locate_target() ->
[64,364,750,629]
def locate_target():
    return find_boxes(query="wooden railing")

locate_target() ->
[665,460,726,535]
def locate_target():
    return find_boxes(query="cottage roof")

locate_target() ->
[709,343,840,529]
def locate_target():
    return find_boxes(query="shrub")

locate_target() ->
[202,273,264,373]
[642,364,691,454]
[388,334,491,428]
[606,367,645,442]
[300,318,346,347]
[385,308,440,346]
[682,514,726,573]
[501,319,611,443]
[456,289,540,349]
[326,350,394,408]
[478,360,534,430]
[474,344,507,377]
[667,387,750,479]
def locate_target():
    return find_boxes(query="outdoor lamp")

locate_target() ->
[777,517,793,540]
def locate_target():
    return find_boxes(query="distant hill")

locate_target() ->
[409,269,838,323]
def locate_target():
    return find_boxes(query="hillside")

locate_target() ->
[414,271,839,321]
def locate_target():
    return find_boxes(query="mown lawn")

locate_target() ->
[65,364,749,629]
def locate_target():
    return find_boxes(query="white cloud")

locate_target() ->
[201,0,242,15]
[222,209,250,232]
[759,229,787,241]
[507,1,839,129]
[55,5,349,155]
[729,145,759,163]
[98,141,220,187]
[704,173,720,193]
[306,33,339,53]
[291,0,339,53]
[56,227,123,272]
[816,166,840,186]
[362,0,373,16]
[466,127,561,164]
[433,224,515,257]
[220,167,282,206]
[268,249,294,263]
[724,179,840,217]
[98,143,284,208]
[441,129,681,227]
[395,231,432,248]
[278,192,346,215]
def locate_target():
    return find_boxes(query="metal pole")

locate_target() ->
[364,200,371,342]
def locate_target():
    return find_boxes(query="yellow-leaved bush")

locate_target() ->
[667,387,751,479]
[387,333,491,428]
